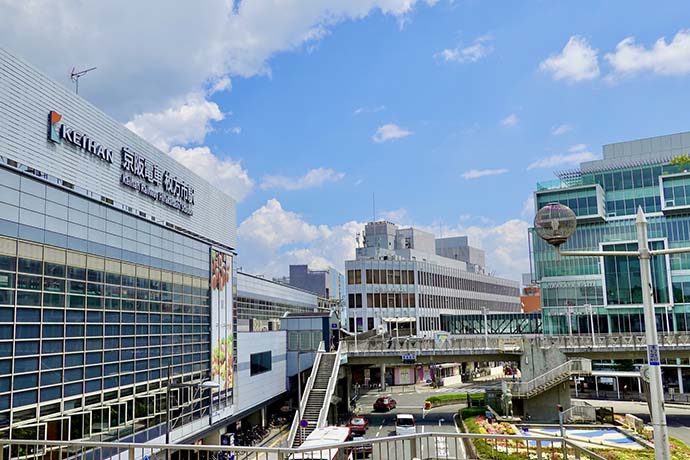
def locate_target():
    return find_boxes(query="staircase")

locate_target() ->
[288,343,341,448]
[506,358,591,399]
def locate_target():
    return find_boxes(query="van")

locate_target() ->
[395,414,416,436]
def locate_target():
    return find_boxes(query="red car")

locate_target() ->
[373,396,397,412]
[347,416,369,434]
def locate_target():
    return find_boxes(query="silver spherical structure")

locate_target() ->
[534,203,577,247]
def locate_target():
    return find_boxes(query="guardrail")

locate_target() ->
[287,341,325,447]
[0,431,607,460]
[563,404,597,424]
[316,342,342,428]
[540,332,690,350]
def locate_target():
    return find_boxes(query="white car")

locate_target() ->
[395,414,416,436]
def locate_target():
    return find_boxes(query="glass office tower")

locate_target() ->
[531,131,690,335]
[0,49,237,443]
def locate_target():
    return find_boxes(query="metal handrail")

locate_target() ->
[316,341,342,428]
[0,431,607,460]
[287,341,325,447]
[508,358,591,397]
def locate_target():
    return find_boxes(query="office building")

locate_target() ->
[345,221,520,335]
[531,131,690,336]
[287,264,345,303]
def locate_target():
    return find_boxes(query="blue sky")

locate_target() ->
[4,0,690,280]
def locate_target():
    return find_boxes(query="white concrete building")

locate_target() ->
[345,221,520,335]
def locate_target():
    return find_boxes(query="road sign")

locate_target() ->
[300,419,308,428]
[647,344,660,366]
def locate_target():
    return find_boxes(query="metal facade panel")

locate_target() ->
[0,48,236,248]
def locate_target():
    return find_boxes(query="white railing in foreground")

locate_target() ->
[0,431,607,460]
[506,358,591,397]
[287,341,325,447]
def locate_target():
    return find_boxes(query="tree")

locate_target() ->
[670,154,690,170]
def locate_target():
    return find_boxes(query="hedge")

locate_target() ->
[426,393,485,407]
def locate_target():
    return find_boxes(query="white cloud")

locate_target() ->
[354,105,385,115]
[461,168,509,179]
[605,29,690,78]
[260,167,345,191]
[500,114,519,127]
[521,195,535,220]
[540,35,600,82]
[168,146,254,202]
[0,0,437,120]
[527,145,598,170]
[568,143,588,152]
[551,124,573,136]
[435,35,493,63]
[372,123,412,143]
[125,93,224,151]
[209,76,232,94]
[237,199,363,276]
[238,200,528,281]
[228,126,242,134]
[379,208,409,223]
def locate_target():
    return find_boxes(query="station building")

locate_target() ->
[0,48,328,445]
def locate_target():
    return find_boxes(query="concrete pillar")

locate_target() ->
[380,364,386,392]
[679,367,685,394]
[595,376,599,397]
[261,406,267,427]
[346,366,352,407]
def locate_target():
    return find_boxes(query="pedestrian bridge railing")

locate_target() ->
[341,335,524,355]
[0,431,607,460]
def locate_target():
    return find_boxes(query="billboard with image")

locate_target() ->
[211,248,233,412]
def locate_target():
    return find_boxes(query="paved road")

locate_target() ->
[577,398,690,446]
[354,389,467,459]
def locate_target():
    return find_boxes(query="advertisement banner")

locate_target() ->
[211,248,233,413]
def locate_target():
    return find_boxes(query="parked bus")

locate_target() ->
[291,426,353,460]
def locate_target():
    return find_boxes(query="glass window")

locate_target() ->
[250,351,271,376]
[67,266,86,280]
[0,255,15,271]
[18,258,42,275]
[17,275,41,290]
[44,262,65,278]
[44,277,65,292]
[0,273,15,289]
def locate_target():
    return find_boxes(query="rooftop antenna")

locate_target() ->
[372,192,376,222]
[70,66,97,95]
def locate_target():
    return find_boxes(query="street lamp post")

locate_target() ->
[534,204,672,460]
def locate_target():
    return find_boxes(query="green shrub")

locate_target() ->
[426,393,485,405]
[460,406,488,420]
[462,414,528,460]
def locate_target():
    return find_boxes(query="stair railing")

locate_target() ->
[316,341,342,428]
[508,358,591,397]
[288,341,326,447]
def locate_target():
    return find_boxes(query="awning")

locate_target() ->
[382,317,417,323]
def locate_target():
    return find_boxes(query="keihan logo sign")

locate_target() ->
[47,110,114,163]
